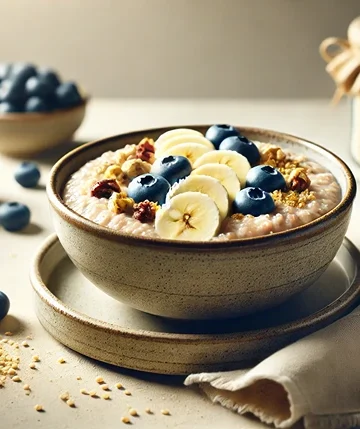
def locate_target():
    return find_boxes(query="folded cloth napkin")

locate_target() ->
[185,305,360,429]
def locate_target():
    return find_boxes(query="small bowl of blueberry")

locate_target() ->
[0,62,88,157]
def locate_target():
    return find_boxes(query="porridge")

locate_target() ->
[63,125,341,241]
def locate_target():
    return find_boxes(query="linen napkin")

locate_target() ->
[185,305,360,429]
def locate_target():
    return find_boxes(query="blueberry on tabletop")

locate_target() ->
[0,202,31,232]
[14,162,41,188]
[37,68,61,90]
[55,82,82,108]
[0,79,25,104]
[233,187,275,217]
[205,124,240,149]
[0,291,10,322]
[0,101,22,113]
[151,155,192,185]
[219,135,260,165]
[246,165,286,192]
[25,96,48,113]
[0,63,11,81]
[127,174,170,204]
[9,62,37,85]
[25,76,53,99]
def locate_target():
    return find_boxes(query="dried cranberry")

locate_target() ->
[90,179,120,199]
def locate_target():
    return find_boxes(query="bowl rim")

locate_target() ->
[47,125,357,249]
[0,97,88,121]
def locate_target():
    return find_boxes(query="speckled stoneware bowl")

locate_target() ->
[0,98,87,157]
[47,126,356,320]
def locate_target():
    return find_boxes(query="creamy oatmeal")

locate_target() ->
[63,128,341,241]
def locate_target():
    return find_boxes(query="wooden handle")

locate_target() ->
[319,37,350,63]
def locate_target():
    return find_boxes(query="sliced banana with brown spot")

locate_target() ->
[167,174,229,220]
[155,191,220,241]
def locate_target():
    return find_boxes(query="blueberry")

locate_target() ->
[0,79,25,104]
[0,63,11,81]
[37,68,61,90]
[0,202,31,232]
[0,101,22,113]
[14,162,41,188]
[205,124,240,149]
[219,135,260,165]
[233,187,275,216]
[0,291,10,322]
[151,155,192,185]
[10,62,37,85]
[56,82,82,108]
[246,165,286,192]
[25,96,48,113]
[25,76,53,99]
[127,174,170,204]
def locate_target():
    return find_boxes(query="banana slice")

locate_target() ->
[168,174,229,220]
[155,191,220,241]
[191,163,240,202]
[162,143,213,165]
[193,150,251,187]
[157,134,215,155]
[155,128,203,149]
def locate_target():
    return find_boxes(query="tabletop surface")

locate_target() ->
[0,98,358,429]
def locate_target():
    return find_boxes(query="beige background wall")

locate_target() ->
[0,0,359,98]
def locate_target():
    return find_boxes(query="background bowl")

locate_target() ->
[0,99,87,157]
[47,126,356,320]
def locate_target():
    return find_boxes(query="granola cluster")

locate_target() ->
[271,189,316,208]
[88,137,162,223]
[133,200,159,223]
[259,144,313,208]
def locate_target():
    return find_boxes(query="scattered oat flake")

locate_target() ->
[121,416,130,424]
[34,404,43,412]
[60,392,70,401]
[66,399,75,407]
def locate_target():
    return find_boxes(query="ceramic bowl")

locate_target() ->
[47,126,356,320]
[0,99,87,157]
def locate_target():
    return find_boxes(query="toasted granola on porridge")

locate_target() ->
[63,125,341,242]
